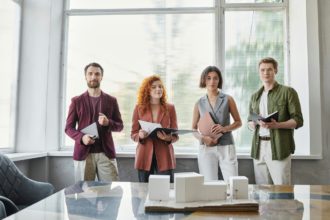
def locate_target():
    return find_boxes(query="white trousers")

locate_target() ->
[198,144,238,182]
[74,152,119,183]
[253,140,291,185]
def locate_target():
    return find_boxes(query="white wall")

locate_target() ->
[289,0,322,156]
[16,0,63,152]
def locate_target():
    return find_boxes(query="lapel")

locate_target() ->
[99,90,105,113]
[141,104,166,124]
[156,105,166,124]
[213,93,225,114]
[82,91,92,123]
[200,96,209,113]
[204,93,225,115]
[142,108,153,122]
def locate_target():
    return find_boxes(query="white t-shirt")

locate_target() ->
[258,91,270,137]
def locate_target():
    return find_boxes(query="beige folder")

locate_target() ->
[197,112,223,140]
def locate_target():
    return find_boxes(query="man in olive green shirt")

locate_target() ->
[248,57,303,185]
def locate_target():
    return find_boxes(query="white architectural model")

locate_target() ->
[148,175,170,201]
[148,173,249,203]
[174,172,227,202]
[229,176,249,199]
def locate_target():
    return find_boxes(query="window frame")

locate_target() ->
[60,0,321,158]
[0,0,22,152]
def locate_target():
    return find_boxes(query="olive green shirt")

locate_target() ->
[248,82,303,160]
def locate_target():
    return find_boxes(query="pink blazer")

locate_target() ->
[131,104,178,172]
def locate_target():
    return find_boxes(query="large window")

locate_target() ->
[0,1,20,150]
[62,0,289,153]
[224,9,286,152]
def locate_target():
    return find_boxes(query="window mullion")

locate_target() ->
[60,0,70,149]
[217,0,225,69]
[65,7,215,16]
[224,2,286,11]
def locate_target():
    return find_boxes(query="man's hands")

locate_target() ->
[248,119,278,130]
[98,112,109,126]
[258,119,278,129]
[82,134,95,145]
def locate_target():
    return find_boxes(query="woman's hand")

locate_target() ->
[211,124,227,134]
[202,136,218,146]
[157,131,172,142]
[192,129,202,140]
[138,129,148,139]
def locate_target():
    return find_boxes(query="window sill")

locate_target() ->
[5,152,48,161]
[4,151,322,161]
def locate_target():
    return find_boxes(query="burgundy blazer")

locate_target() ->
[131,104,178,172]
[65,91,123,160]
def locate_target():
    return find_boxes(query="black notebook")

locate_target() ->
[138,120,194,139]
[250,111,279,123]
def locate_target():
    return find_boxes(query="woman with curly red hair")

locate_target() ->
[131,75,178,182]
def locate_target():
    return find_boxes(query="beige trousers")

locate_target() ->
[74,152,119,183]
[253,140,291,185]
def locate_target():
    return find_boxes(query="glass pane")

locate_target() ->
[224,10,285,151]
[0,2,18,149]
[65,14,214,151]
[69,0,214,9]
[226,0,283,3]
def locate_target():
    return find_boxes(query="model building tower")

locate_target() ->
[229,176,249,200]
[148,175,170,201]
[174,172,227,203]
[148,173,249,202]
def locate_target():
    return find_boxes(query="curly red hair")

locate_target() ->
[137,75,167,112]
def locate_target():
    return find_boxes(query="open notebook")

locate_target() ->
[138,120,194,139]
[250,111,279,123]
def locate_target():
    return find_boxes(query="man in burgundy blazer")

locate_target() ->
[65,62,123,182]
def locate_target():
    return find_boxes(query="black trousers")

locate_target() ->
[138,153,174,183]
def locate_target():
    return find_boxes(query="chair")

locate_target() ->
[0,200,6,219]
[0,195,18,219]
[0,153,54,218]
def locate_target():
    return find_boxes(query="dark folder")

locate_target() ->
[250,111,279,123]
[149,128,195,138]
[138,120,194,139]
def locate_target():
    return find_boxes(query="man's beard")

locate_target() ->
[87,81,100,88]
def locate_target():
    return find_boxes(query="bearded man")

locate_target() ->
[65,62,123,182]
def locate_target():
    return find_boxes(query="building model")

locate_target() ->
[148,172,248,202]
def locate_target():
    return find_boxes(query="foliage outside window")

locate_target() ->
[63,0,287,153]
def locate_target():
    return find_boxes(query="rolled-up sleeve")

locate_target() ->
[108,98,124,132]
[288,88,304,129]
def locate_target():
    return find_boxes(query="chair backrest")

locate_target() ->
[0,154,26,203]
[0,200,6,219]
[0,154,54,206]
[0,196,18,218]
